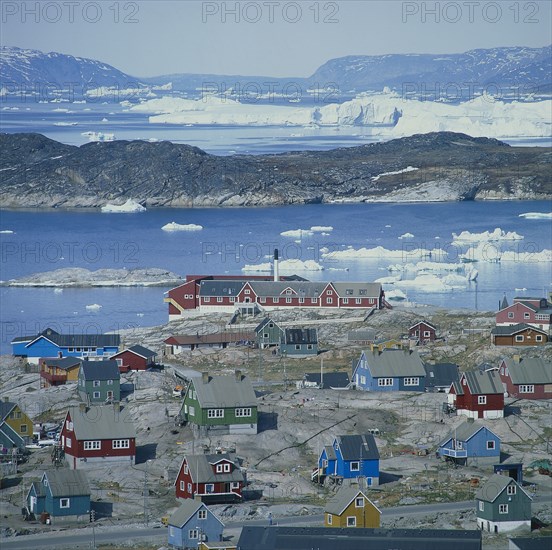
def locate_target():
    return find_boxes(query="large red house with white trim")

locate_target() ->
[449,370,504,419]
[110,345,157,372]
[496,296,552,334]
[175,453,244,503]
[60,404,137,469]
[498,356,552,400]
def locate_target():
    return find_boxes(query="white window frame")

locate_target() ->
[84,441,101,450]
[499,504,508,514]
[327,297,333,304]
[519,385,534,393]
[198,509,207,520]
[507,312,514,318]
[355,497,364,508]
[307,344,313,350]
[423,331,431,337]
[515,335,524,342]
[180,480,185,491]
[59,498,70,509]
[355,298,362,304]
[347,516,356,527]
[286,297,292,303]
[66,438,72,448]
[93,391,100,399]
[486,440,495,450]
[479,501,484,511]
[403,377,420,386]
[507,485,517,495]
[207,409,224,418]
[378,378,393,387]
[216,464,223,473]
[205,483,214,493]
[189,529,198,539]
[231,481,240,489]
[112,439,130,449]
[235,408,252,417]
[536,335,543,342]
[223,463,231,473]
[478,395,487,405]
[524,312,530,319]
[350,461,360,472]
[360,375,366,385]
[327,513,332,524]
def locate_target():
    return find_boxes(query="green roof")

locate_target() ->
[476,474,532,503]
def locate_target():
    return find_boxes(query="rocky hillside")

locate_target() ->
[0,132,550,208]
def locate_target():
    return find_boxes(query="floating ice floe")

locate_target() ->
[310,226,333,232]
[394,273,470,292]
[518,212,552,220]
[53,121,78,126]
[161,222,203,232]
[53,288,63,294]
[375,275,402,284]
[459,242,552,263]
[81,131,115,142]
[0,230,14,234]
[280,229,315,238]
[385,289,407,301]
[242,259,324,272]
[372,166,418,181]
[398,232,414,239]
[515,287,527,291]
[321,246,447,261]
[101,199,146,213]
[85,304,102,311]
[452,227,524,245]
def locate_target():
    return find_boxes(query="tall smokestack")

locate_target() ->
[274,249,279,282]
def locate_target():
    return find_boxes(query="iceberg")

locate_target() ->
[518,212,552,220]
[385,289,407,301]
[280,229,314,238]
[85,303,102,310]
[321,245,447,261]
[161,222,203,232]
[398,232,415,239]
[452,228,524,245]
[459,243,552,263]
[81,131,115,142]
[310,226,334,232]
[242,259,324,273]
[0,230,14,234]
[101,199,146,213]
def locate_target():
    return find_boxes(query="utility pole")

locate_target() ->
[144,461,149,527]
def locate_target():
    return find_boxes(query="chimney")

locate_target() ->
[235,369,242,382]
[58,351,63,359]
[3,396,9,403]
[113,401,121,412]
[513,354,521,364]
[273,249,279,282]
[202,372,209,384]
[79,402,87,413]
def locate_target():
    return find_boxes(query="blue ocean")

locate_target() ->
[1,201,551,354]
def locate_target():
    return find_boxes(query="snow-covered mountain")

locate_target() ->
[308,46,552,96]
[0,46,142,91]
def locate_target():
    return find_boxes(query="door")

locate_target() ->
[30,496,37,513]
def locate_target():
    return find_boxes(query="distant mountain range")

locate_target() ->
[1,45,551,99]
[1,132,550,208]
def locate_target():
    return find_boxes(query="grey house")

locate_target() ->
[424,362,460,392]
[78,360,120,405]
[255,318,284,349]
[280,328,318,357]
[476,474,532,533]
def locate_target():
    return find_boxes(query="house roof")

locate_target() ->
[182,453,244,484]
[42,469,90,497]
[67,405,136,440]
[249,281,329,299]
[359,349,426,378]
[255,317,282,334]
[165,332,254,346]
[282,328,318,345]
[191,373,257,408]
[424,363,459,389]
[335,434,380,461]
[236,526,482,550]
[476,474,532,503]
[499,295,509,310]
[502,357,552,385]
[491,323,548,336]
[79,360,120,381]
[304,372,350,389]
[332,282,382,298]
[439,421,499,447]
[29,481,45,498]
[112,345,156,359]
[199,280,246,297]
[24,328,120,349]
[323,445,337,461]
[0,401,17,422]
[508,537,552,550]
[168,499,203,527]
[40,357,82,370]
[324,486,381,516]
[453,370,503,396]
[347,329,377,342]
[408,320,437,331]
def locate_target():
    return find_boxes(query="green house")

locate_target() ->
[181,370,257,435]
[78,360,120,405]
[476,474,532,533]
[255,318,284,349]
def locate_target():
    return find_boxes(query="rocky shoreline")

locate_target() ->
[0,132,550,208]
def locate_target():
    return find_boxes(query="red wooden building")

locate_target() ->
[495,296,552,333]
[449,370,504,419]
[175,453,244,503]
[498,356,552,399]
[110,345,157,372]
[60,404,137,469]
[408,321,437,344]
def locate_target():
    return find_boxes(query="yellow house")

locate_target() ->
[0,398,33,448]
[369,339,402,352]
[324,485,381,528]
[39,357,81,388]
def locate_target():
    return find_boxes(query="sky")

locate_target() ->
[1,0,551,77]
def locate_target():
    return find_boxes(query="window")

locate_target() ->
[327,290,333,295]
[343,298,349,304]
[479,501,484,511]
[273,297,280,304]
[217,297,223,303]
[346,289,353,295]
[478,395,487,405]
[286,297,291,303]
[231,482,240,489]
[180,481,185,491]
[515,335,524,342]
[486,441,495,450]
[355,298,362,304]
[20,424,27,433]
[403,377,420,386]
[188,483,192,493]
[536,335,543,342]
[205,484,214,493]
[84,441,101,450]
[299,298,304,304]
[311,298,317,304]
[524,312,530,319]
[60,498,70,508]
[519,385,534,393]
[507,485,516,495]
[183,464,188,474]
[198,509,207,520]
[93,380,100,387]
[347,517,357,527]
[423,331,431,337]
[350,462,360,472]
[216,464,223,473]
[189,529,198,539]
[499,504,508,514]
[327,513,332,524]
[230,297,235,303]
[307,344,313,350]
[359,289,366,296]
[93,391,100,399]
[360,375,366,385]
[68,348,74,352]
[244,289,250,295]
[66,438,72,448]
[189,406,195,416]
[355,497,364,508]
[263,333,269,338]
[235,408,252,417]
[207,409,224,418]
[295,344,301,350]
[204,297,210,303]
[107,379,113,385]
[327,298,333,304]
[112,439,130,449]
[378,378,393,387]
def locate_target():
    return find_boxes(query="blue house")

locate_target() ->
[314,434,380,486]
[437,421,501,466]
[168,499,224,549]
[26,470,91,520]
[352,349,426,392]
[11,328,120,364]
